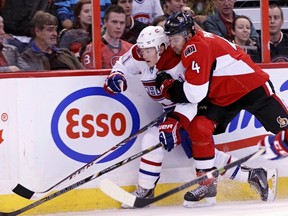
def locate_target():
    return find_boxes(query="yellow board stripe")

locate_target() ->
[1,177,287,215]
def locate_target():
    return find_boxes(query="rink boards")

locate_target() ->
[0,65,287,214]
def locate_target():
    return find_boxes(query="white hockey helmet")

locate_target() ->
[137,26,169,53]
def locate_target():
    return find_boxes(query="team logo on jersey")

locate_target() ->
[134,14,150,24]
[142,80,163,100]
[277,116,288,128]
[184,44,197,57]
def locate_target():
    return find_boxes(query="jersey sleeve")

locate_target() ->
[181,34,213,103]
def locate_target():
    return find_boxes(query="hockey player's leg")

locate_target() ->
[258,128,288,160]
[214,149,278,201]
[121,126,164,208]
[251,90,288,160]
[183,116,217,208]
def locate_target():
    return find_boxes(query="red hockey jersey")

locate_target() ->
[181,30,269,106]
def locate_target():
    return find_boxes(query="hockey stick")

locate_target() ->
[100,148,265,208]
[0,143,163,216]
[12,111,168,200]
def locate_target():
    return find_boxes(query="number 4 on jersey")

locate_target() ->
[192,61,200,73]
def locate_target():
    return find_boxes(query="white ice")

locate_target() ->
[46,199,288,216]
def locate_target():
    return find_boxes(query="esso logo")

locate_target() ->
[51,87,140,163]
[66,109,126,138]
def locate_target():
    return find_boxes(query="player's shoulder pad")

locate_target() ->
[157,47,181,71]
[183,31,212,58]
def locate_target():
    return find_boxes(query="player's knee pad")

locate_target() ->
[188,116,215,159]
[141,126,165,162]
[141,126,160,150]
[188,116,215,142]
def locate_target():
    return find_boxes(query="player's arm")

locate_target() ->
[156,69,209,104]
[156,40,211,104]
[104,45,141,94]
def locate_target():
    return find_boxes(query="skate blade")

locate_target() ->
[183,197,216,208]
[266,168,278,202]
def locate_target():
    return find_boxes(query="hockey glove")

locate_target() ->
[159,114,182,152]
[258,131,288,160]
[159,79,175,100]
[155,71,172,91]
[104,71,127,94]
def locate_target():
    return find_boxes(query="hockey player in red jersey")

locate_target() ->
[104,25,278,208]
[156,11,288,207]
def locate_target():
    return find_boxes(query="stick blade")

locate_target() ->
[12,184,35,199]
[0,213,12,216]
[100,178,136,207]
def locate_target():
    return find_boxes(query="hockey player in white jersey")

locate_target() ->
[103,25,278,208]
[132,0,164,25]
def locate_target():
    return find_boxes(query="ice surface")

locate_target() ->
[46,199,288,216]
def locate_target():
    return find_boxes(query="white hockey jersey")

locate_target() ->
[112,45,184,109]
[132,0,164,25]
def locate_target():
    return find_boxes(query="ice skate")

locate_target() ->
[246,167,278,202]
[121,185,154,209]
[183,169,218,208]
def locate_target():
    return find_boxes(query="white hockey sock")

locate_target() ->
[214,149,249,182]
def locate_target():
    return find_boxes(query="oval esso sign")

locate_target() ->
[51,87,140,163]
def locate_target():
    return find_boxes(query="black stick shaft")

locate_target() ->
[13,111,168,199]
[1,143,163,215]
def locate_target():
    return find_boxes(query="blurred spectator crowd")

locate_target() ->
[0,0,287,71]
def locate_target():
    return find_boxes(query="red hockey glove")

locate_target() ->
[155,71,172,91]
[104,71,127,94]
[159,79,175,100]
